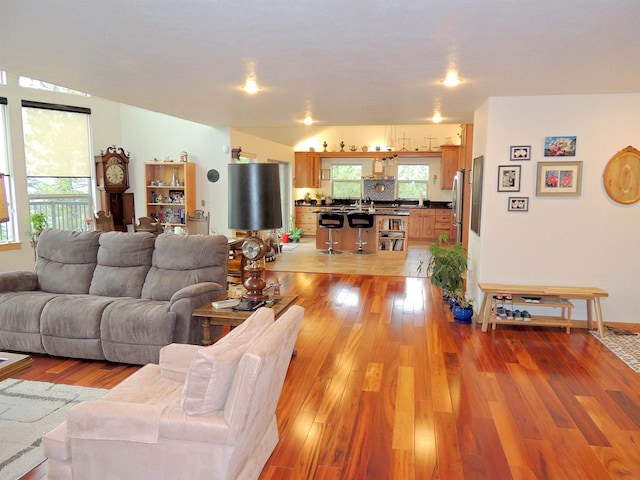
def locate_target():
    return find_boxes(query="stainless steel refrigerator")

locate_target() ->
[451,170,464,243]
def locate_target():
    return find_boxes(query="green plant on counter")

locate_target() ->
[422,233,467,298]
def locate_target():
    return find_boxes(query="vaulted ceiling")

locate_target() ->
[1,1,638,146]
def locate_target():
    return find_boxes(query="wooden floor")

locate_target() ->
[15,270,640,479]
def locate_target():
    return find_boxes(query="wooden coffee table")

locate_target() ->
[0,352,33,381]
[193,295,299,346]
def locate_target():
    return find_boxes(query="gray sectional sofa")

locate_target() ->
[0,229,229,365]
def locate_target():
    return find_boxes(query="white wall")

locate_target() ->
[119,105,232,234]
[468,94,640,324]
[292,124,462,153]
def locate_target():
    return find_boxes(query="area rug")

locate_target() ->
[0,379,106,480]
[591,330,640,373]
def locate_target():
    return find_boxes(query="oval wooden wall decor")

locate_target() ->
[603,145,640,204]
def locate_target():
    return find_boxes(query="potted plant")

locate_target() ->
[288,215,303,242]
[451,293,474,323]
[27,212,48,241]
[424,233,467,300]
[289,226,303,242]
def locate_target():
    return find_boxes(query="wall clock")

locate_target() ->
[95,146,135,231]
[207,169,220,183]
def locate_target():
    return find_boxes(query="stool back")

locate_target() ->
[318,212,344,229]
[347,211,374,229]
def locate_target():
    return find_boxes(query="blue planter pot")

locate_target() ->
[448,297,457,310]
[452,305,473,323]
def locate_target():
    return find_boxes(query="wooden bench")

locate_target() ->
[478,283,608,336]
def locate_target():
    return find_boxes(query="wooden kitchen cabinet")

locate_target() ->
[440,145,460,190]
[294,152,320,188]
[408,209,435,240]
[435,209,453,239]
[294,206,317,236]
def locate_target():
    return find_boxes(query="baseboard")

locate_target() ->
[569,320,640,333]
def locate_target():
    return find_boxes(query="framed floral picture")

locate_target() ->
[536,161,583,196]
[544,136,576,157]
[510,145,531,161]
[497,165,521,192]
[508,197,529,212]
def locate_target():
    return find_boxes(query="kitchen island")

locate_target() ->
[296,200,453,253]
[314,208,410,255]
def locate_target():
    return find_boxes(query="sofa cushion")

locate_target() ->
[35,229,101,294]
[40,294,115,360]
[141,234,228,301]
[181,307,275,415]
[0,291,59,354]
[89,232,156,298]
[100,298,178,365]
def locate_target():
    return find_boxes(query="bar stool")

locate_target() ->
[317,212,344,254]
[347,211,374,254]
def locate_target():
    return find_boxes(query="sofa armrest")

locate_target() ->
[169,281,226,303]
[159,343,201,382]
[0,271,38,292]
[169,282,227,344]
[67,400,231,445]
[67,400,165,443]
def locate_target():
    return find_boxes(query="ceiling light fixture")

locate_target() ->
[241,78,262,94]
[303,116,313,126]
[441,72,463,87]
[432,113,442,123]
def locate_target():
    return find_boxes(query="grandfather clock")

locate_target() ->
[95,146,135,231]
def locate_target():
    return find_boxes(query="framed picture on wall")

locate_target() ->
[536,161,583,196]
[497,165,521,192]
[544,136,576,157]
[470,156,483,236]
[508,197,529,212]
[510,145,531,161]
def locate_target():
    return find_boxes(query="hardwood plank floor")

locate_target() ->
[14,270,640,479]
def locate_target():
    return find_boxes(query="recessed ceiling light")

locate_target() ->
[432,113,442,123]
[241,79,262,94]
[303,116,313,126]
[441,72,463,87]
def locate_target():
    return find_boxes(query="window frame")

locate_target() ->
[396,162,430,200]
[330,163,363,199]
[0,97,16,244]
[21,101,94,233]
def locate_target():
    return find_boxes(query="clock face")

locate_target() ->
[105,164,125,185]
[242,237,266,260]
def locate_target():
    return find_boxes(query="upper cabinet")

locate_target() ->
[294,152,321,188]
[440,145,460,190]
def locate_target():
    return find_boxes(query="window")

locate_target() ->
[0,97,15,243]
[22,101,93,232]
[397,163,429,199]
[19,76,89,96]
[331,164,362,198]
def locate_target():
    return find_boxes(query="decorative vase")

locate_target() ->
[171,167,180,186]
